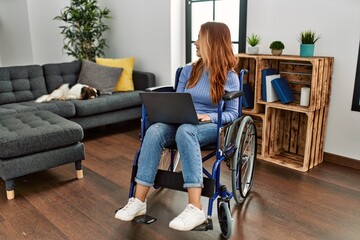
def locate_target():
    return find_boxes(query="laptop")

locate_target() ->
[139,92,200,125]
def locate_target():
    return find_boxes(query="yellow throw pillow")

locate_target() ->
[96,57,135,91]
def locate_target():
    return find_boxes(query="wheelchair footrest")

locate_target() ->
[192,219,213,231]
[154,170,215,198]
[134,215,157,224]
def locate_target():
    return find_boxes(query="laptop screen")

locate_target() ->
[139,92,199,125]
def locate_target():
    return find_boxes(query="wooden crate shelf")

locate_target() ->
[255,55,334,111]
[236,53,264,114]
[249,114,265,157]
[261,106,329,172]
[262,153,305,172]
[237,54,333,172]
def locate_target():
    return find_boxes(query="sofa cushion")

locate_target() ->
[42,61,82,93]
[96,57,135,92]
[0,107,17,116]
[0,65,48,105]
[0,101,76,118]
[71,91,142,117]
[78,60,123,94]
[0,111,83,159]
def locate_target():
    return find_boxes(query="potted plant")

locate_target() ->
[246,33,261,54]
[297,30,321,57]
[269,41,285,56]
[54,0,111,61]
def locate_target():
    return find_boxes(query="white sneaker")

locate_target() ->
[115,197,146,221]
[169,204,207,231]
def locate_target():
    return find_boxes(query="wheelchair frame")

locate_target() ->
[128,67,257,238]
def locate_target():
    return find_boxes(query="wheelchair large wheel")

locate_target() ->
[158,149,180,172]
[218,201,232,239]
[232,115,257,204]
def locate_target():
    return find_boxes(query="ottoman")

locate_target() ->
[0,111,85,200]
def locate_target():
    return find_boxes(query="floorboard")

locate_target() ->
[0,120,359,240]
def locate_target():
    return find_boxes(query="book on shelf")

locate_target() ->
[271,77,295,104]
[242,83,254,109]
[265,74,280,102]
[261,68,278,101]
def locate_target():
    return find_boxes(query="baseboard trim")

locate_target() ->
[324,152,360,170]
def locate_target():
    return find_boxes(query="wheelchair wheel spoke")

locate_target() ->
[231,116,257,205]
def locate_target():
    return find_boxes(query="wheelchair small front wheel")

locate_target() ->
[232,116,257,205]
[218,201,232,239]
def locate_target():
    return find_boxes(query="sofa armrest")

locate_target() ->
[133,71,156,91]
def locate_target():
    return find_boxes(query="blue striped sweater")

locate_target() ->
[176,64,240,124]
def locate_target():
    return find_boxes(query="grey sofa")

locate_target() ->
[0,61,155,199]
[0,61,156,129]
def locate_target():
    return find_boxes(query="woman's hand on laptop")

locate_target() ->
[197,114,211,123]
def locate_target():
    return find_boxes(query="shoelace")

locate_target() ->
[123,198,137,211]
[177,205,196,220]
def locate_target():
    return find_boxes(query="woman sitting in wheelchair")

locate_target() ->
[115,21,240,231]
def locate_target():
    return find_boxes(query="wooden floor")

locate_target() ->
[0,120,359,240]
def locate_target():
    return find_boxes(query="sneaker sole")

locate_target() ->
[169,218,207,231]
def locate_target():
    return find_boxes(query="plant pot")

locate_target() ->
[247,46,259,55]
[271,49,283,56]
[300,44,315,57]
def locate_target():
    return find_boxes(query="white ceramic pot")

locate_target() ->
[247,46,259,54]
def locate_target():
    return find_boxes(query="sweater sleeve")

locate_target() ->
[206,71,240,124]
[176,64,192,93]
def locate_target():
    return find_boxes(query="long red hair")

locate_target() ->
[187,22,238,104]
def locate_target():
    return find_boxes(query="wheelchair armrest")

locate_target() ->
[145,85,175,92]
[222,91,244,101]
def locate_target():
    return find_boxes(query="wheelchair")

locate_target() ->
[128,67,257,238]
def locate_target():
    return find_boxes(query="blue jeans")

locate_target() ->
[135,122,217,188]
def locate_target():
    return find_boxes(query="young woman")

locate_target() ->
[115,21,239,231]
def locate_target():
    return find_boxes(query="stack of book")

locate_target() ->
[261,68,294,104]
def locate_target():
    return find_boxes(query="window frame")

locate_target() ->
[185,0,248,63]
[351,42,360,112]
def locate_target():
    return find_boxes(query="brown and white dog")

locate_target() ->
[35,83,100,103]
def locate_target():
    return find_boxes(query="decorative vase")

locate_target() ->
[300,44,315,57]
[271,49,283,56]
[248,46,259,55]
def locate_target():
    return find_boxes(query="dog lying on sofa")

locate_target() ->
[35,83,100,102]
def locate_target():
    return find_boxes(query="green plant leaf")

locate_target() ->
[54,0,111,60]
[269,41,285,50]
[246,33,261,47]
[297,30,321,44]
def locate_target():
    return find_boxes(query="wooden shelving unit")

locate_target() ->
[236,53,334,172]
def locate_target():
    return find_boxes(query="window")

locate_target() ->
[185,0,247,63]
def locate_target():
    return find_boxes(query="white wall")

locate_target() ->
[170,0,186,85]
[0,0,182,84]
[0,0,359,161]
[26,0,72,64]
[0,0,33,66]
[247,0,360,160]
[98,0,182,86]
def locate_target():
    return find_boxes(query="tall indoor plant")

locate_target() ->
[297,30,320,57]
[54,0,111,61]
